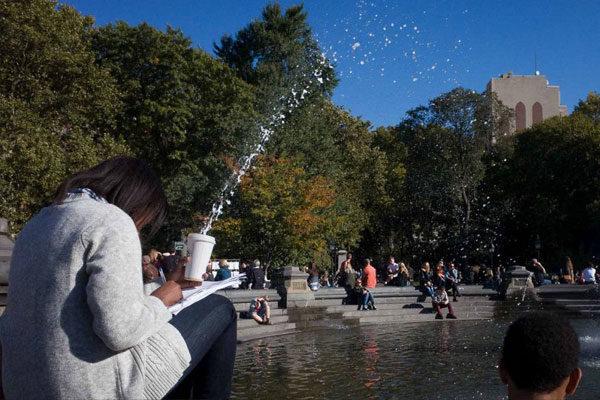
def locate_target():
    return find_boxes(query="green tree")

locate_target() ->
[500,114,600,268]
[89,21,258,245]
[214,3,337,102]
[391,87,511,263]
[211,155,340,269]
[573,91,600,125]
[0,0,127,232]
[370,126,408,258]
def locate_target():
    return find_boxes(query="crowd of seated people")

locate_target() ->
[418,260,463,300]
[385,256,413,287]
[141,249,274,292]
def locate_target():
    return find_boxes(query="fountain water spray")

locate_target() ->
[200,55,333,235]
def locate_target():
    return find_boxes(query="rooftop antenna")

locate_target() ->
[534,52,540,76]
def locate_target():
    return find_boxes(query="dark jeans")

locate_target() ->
[420,285,434,297]
[445,280,460,298]
[343,285,356,304]
[166,294,237,400]
[362,292,375,306]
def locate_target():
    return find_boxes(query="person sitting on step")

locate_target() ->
[419,262,435,297]
[249,296,271,325]
[354,278,376,311]
[445,263,461,301]
[432,284,457,319]
[215,259,231,281]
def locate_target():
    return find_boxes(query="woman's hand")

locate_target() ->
[166,257,203,289]
[142,263,160,282]
[151,281,183,307]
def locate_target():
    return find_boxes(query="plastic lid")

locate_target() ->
[187,233,216,244]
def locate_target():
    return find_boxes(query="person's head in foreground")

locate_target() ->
[499,313,581,400]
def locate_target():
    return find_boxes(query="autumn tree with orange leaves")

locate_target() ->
[212,155,342,269]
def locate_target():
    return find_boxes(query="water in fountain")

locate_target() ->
[200,55,333,235]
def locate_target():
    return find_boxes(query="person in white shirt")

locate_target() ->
[582,262,596,284]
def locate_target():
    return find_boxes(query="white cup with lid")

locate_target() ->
[185,233,216,281]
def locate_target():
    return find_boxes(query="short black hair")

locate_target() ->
[501,313,579,393]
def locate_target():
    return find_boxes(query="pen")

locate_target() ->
[159,267,166,285]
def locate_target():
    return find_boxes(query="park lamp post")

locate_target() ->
[534,234,542,260]
[489,242,495,270]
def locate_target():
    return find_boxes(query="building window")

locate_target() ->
[515,102,526,131]
[532,102,543,125]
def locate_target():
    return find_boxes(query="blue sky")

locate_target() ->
[62,0,600,128]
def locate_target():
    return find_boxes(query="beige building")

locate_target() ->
[487,72,568,132]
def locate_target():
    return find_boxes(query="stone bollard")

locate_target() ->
[0,217,14,284]
[276,266,315,308]
[500,265,534,298]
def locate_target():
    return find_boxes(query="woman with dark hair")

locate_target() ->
[0,156,237,399]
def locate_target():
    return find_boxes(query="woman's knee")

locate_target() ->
[206,294,236,320]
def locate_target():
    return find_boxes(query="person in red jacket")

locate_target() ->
[362,258,377,289]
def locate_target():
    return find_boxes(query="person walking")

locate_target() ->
[336,253,353,286]
[341,263,358,304]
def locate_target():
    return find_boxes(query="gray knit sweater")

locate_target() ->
[0,194,191,399]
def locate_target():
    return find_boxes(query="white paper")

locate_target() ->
[168,274,245,315]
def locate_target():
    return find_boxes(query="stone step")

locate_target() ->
[577,310,600,316]
[542,299,600,305]
[312,297,489,306]
[286,310,341,322]
[323,300,495,312]
[237,328,298,344]
[295,318,361,329]
[237,315,289,329]
[358,311,495,325]
[236,322,297,341]
[234,303,287,314]
[341,305,496,318]
[554,304,600,310]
